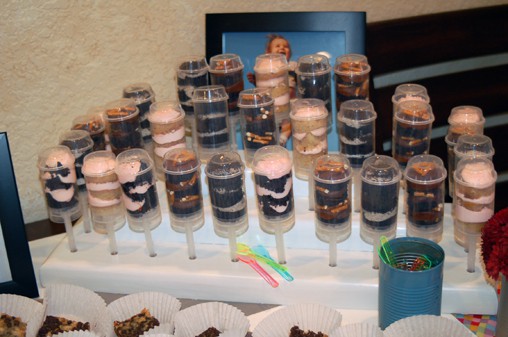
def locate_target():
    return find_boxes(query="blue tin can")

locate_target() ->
[378,236,445,329]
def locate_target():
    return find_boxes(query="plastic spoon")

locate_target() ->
[237,255,279,288]
[252,245,294,281]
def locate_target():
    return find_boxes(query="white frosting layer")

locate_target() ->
[295,140,327,155]
[449,107,482,124]
[363,208,398,222]
[42,169,77,184]
[294,106,326,118]
[460,162,496,187]
[148,107,182,124]
[455,205,494,223]
[254,57,287,74]
[129,182,151,194]
[116,161,142,184]
[45,148,75,168]
[45,186,74,203]
[254,155,292,180]
[270,202,289,213]
[154,142,186,158]
[122,195,145,212]
[256,76,285,88]
[86,181,121,191]
[311,127,327,137]
[455,191,495,204]
[88,193,121,207]
[82,156,116,176]
[152,127,185,145]
[256,177,292,199]
[273,92,290,106]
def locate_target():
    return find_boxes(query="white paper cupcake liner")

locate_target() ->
[252,303,343,337]
[0,293,45,337]
[141,334,174,337]
[43,283,110,337]
[173,302,249,337]
[330,322,383,337]
[107,291,182,335]
[384,315,475,337]
[53,331,102,337]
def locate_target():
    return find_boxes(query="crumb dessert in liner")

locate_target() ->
[252,303,342,337]
[107,291,181,337]
[173,302,249,337]
[0,294,45,337]
[38,284,109,337]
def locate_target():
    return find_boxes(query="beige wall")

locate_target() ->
[1,0,505,223]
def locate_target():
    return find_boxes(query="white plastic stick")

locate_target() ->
[467,233,477,273]
[79,190,91,233]
[106,222,118,255]
[143,224,156,257]
[275,225,286,264]
[329,232,338,267]
[353,168,361,213]
[63,212,77,253]
[228,227,238,262]
[185,224,196,260]
[373,235,381,270]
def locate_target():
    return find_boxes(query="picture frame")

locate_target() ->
[205,11,366,151]
[0,132,39,298]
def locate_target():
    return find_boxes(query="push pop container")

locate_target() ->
[209,53,245,116]
[122,82,156,152]
[312,153,352,267]
[205,151,248,261]
[391,83,430,115]
[238,88,278,167]
[176,55,209,148]
[290,98,328,180]
[337,99,377,212]
[334,54,370,110]
[104,98,143,156]
[147,100,186,180]
[71,110,107,151]
[163,148,204,260]
[445,106,485,197]
[295,54,333,125]
[253,146,295,234]
[192,85,231,163]
[404,155,447,243]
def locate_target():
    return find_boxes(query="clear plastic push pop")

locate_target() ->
[445,106,485,198]
[391,83,430,116]
[71,109,107,151]
[116,148,162,257]
[163,148,205,259]
[147,100,186,181]
[337,99,377,212]
[205,152,248,262]
[59,130,94,233]
[82,151,126,255]
[253,145,295,264]
[312,153,353,267]
[209,53,245,149]
[176,55,209,148]
[360,155,402,269]
[192,85,231,163]
[38,146,82,252]
[404,154,447,243]
[122,82,156,154]
[454,157,496,272]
